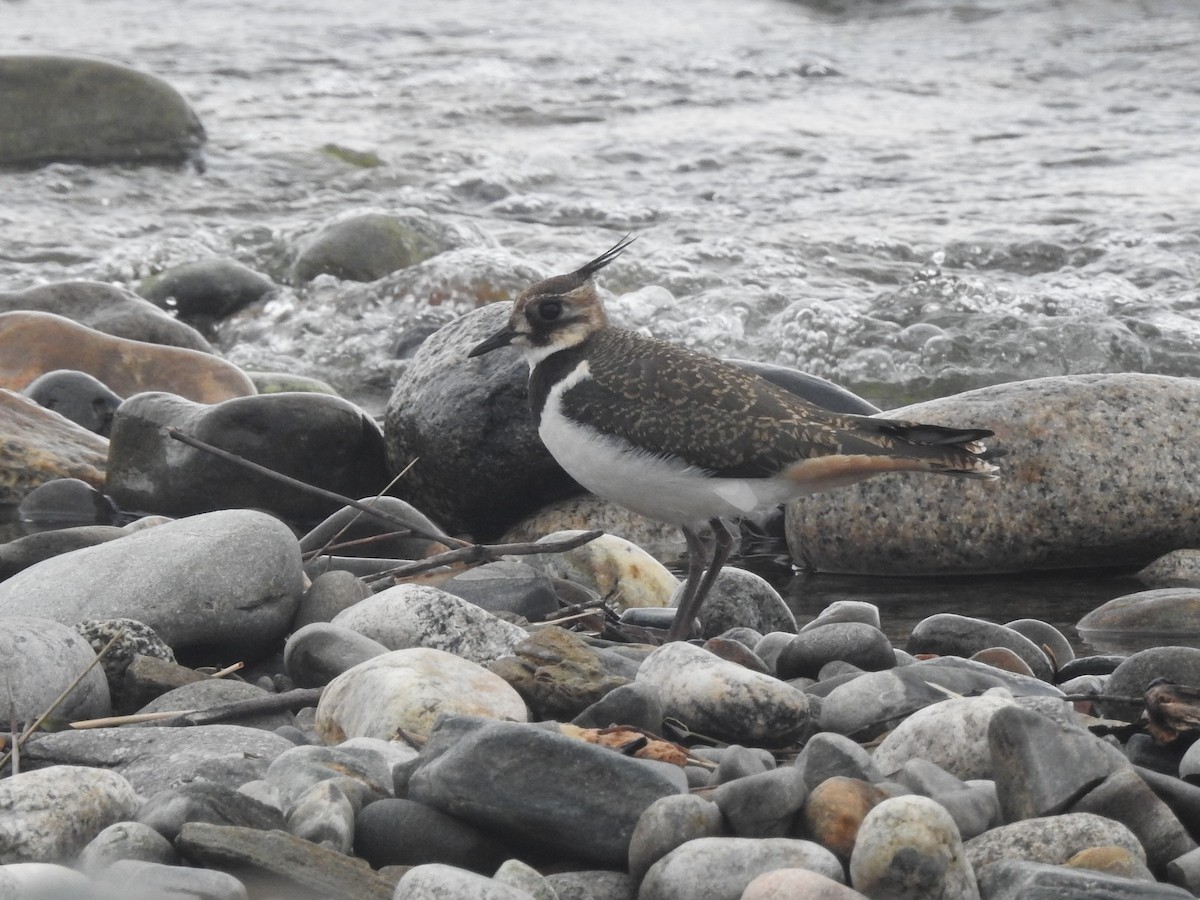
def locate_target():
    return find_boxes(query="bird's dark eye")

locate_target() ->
[536,299,563,321]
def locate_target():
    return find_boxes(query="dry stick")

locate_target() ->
[208,662,245,679]
[363,530,605,585]
[70,710,196,729]
[70,688,327,730]
[0,631,123,771]
[307,462,418,563]
[165,428,470,550]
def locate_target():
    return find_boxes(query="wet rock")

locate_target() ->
[330,584,527,665]
[907,613,1053,681]
[139,258,276,332]
[15,477,120,529]
[1097,646,1200,723]
[801,600,882,632]
[1139,550,1200,588]
[284,622,389,688]
[0,766,142,864]
[0,280,210,350]
[315,647,528,742]
[384,302,579,536]
[987,704,1125,821]
[1078,589,1200,647]
[690,566,797,637]
[1056,654,1125,682]
[741,868,870,899]
[777,622,895,680]
[439,560,561,621]
[488,626,631,721]
[0,524,125,581]
[964,812,1145,871]
[849,795,979,899]
[0,54,204,165]
[105,391,388,525]
[636,641,811,746]
[20,725,294,796]
[291,211,440,283]
[977,859,1192,899]
[786,374,1200,574]
[818,658,1063,741]
[0,311,250,402]
[175,822,396,900]
[0,616,111,723]
[136,781,287,842]
[407,715,682,867]
[0,389,108,504]
[627,793,724,883]
[713,765,808,838]
[802,776,888,859]
[526,530,676,613]
[0,509,303,661]
[21,369,122,435]
[354,798,512,873]
[640,837,843,900]
[76,820,178,873]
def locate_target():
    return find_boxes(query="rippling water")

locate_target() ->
[3,0,1199,648]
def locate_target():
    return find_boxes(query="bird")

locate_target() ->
[468,236,1001,642]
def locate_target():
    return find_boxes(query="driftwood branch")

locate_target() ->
[363,530,605,585]
[165,427,470,549]
[69,687,326,730]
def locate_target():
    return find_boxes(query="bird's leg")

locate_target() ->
[666,525,710,642]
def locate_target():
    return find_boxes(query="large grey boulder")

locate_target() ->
[786,374,1200,574]
[0,54,205,166]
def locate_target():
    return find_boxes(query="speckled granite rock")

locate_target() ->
[0,54,205,166]
[0,311,252,402]
[1138,550,1200,588]
[964,813,1145,871]
[0,389,108,504]
[0,766,142,865]
[785,374,1200,574]
[502,493,686,562]
[291,212,441,284]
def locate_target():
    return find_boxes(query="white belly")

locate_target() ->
[539,393,797,528]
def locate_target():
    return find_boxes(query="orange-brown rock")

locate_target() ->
[0,310,254,403]
[801,775,888,860]
[1065,845,1154,881]
[0,389,107,503]
[970,646,1036,677]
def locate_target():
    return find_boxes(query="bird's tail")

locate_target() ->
[866,419,1003,479]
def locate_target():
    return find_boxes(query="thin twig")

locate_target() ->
[363,530,605,584]
[0,631,123,771]
[166,427,470,549]
[308,461,419,563]
[70,710,197,729]
[208,662,245,679]
[162,688,325,727]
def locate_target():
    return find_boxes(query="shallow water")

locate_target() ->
[3,0,1199,644]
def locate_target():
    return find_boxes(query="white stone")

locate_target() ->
[528,530,677,611]
[315,647,528,742]
[394,863,535,899]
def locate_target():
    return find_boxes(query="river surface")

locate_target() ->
[3,0,1199,652]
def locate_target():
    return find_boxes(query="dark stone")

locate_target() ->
[22,369,122,435]
[976,859,1192,900]
[283,623,389,689]
[136,679,295,732]
[291,213,440,283]
[354,798,512,872]
[1056,655,1126,683]
[16,478,121,528]
[407,715,682,866]
[0,54,204,166]
[712,765,807,838]
[0,524,125,581]
[1004,618,1075,670]
[440,560,562,621]
[572,681,665,733]
[106,391,389,526]
[384,302,580,537]
[907,613,1054,681]
[777,622,896,680]
[795,731,882,789]
[139,258,276,333]
[299,497,450,560]
[1099,647,1200,723]
[1136,766,1200,842]
[292,571,373,630]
